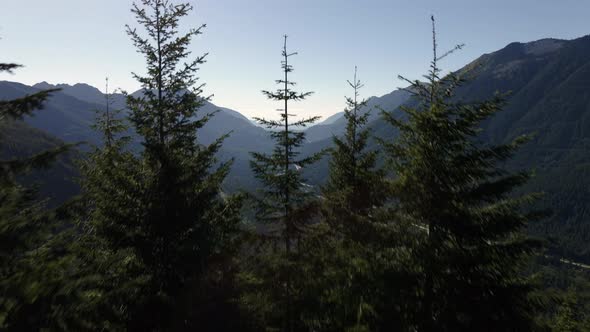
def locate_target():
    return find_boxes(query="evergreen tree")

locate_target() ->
[246,35,323,331]
[0,61,75,329]
[73,78,140,330]
[303,67,387,331]
[323,66,386,236]
[79,1,242,329]
[554,290,580,332]
[379,17,543,331]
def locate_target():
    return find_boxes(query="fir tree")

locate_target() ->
[0,61,74,329]
[79,1,242,329]
[246,35,323,332]
[379,16,543,331]
[73,78,140,330]
[302,67,387,331]
[323,66,386,236]
[554,290,580,332]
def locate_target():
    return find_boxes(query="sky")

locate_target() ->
[1,0,589,120]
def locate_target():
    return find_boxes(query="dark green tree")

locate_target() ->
[79,1,242,330]
[323,66,386,236]
[0,61,75,330]
[246,35,323,332]
[301,67,387,331]
[379,16,543,331]
[72,78,140,330]
[554,290,580,332]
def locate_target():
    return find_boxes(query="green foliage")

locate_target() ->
[73,80,142,329]
[245,35,323,331]
[323,66,387,226]
[0,120,80,207]
[0,60,76,330]
[532,258,590,331]
[0,88,59,123]
[76,1,243,329]
[377,17,544,330]
[3,8,587,331]
[554,290,581,332]
[299,67,388,331]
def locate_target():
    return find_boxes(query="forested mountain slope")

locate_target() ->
[304,36,590,263]
[2,36,590,261]
[0,120,78,205]
[0,81,273,192]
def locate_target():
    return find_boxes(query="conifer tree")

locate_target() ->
[554,290,580,332]
[323,66,386,235]
[302,67,387,331]
[0,61,74,329]
[247,35,323,332]
[73,78,140,330]
[81,78,135,248]
[379,17,543,331]
[79,1,242,329]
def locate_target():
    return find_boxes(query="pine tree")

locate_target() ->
[246,35,323,331]
[323,66,386,236]
[302,67,387,331]
[81,78,136,251]
[73,78,140,330]
[0,61,74,329]
[79,1,242,329]
[379,17,543,331]
[554,290,580,332]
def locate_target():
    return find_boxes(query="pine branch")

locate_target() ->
[0,89,60,121]
[0,63,22,74]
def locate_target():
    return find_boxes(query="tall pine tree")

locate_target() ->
[379,16,543,331]
[246,35,323,332]
[79,1,242,329]
[302,67,387,331]
[74,78,140,330]
[322,66,386,236]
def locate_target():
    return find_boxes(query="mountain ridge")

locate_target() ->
[0,79,274,191]
[2,35,590,262]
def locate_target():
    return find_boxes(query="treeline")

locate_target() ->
[1,1,588,331]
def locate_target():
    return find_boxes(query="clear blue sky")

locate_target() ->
[1,0,589,120]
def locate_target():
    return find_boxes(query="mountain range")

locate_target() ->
[306,36,590,262]
[0,80,275,193]
[2,35,590,262]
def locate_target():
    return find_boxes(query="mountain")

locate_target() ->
[305,88,411,142]
[0,80,273,193]
[317,111,345,126]
[303,36,590,263]
[0,120,79,205]
[34,82,109,106]
[0,81,102,144]
[449,36,590,263]
[3,36,590,262]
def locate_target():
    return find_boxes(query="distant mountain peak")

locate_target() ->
[523,38,565,56]
[33,81,56,90]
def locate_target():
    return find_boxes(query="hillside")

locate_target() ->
[303,36,590,263]
[2,36,590,262]
[0,81,273,192]
[305,88,411,142]
[0,120,79,205]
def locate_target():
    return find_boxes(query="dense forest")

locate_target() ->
[1,0,590,331]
